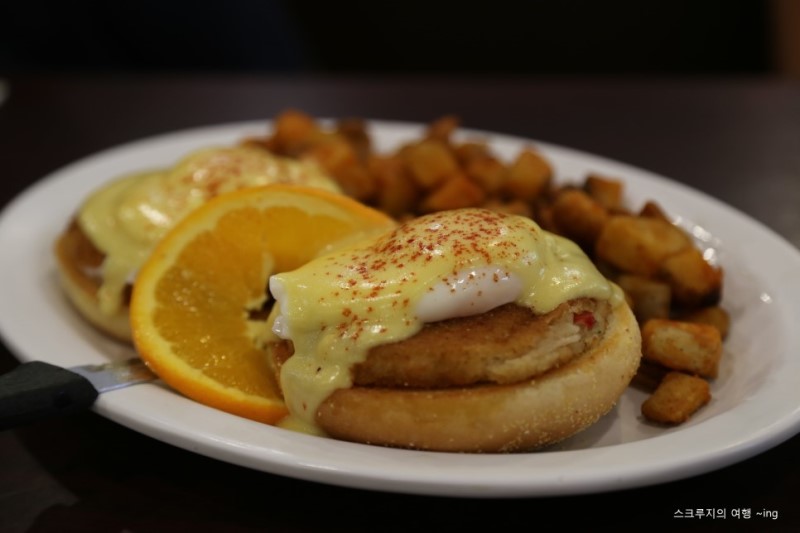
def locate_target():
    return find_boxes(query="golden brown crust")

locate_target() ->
[315,302,641,452]
[270,299,610,389]
[54,220,132,341]
[353,299,609,388]
[55,220,103,293]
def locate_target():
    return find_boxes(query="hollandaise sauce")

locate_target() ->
[269,208,622,429]
[78,146,339,315]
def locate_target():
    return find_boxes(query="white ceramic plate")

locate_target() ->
[2,121,800,498]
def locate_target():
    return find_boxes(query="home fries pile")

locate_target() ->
[242,110,727,426]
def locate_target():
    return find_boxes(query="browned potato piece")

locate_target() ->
[639,200,671,222]
[641,371,711,424]
[336,118,371,161]
[585,174,623,210]
[306,136,353,173]
[481,198,533,218]
[595,216,692,277]
[502,148,552,202]
[660,247,723,307]
[532,202,558,233]
[453,141,492,165]
[308,138,375,201]
[641,319,722,378]
[427,115,459,143]
[420,172,486,212]
[682,306,730,339]
[616,274,671,323]
[273,109,318,155]
[332,164,376,202]
[550,189,609,249]
[404,139,459,189]
[466,156,507,193]
[367,155,420,218]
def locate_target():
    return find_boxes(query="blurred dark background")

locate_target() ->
[1,0,798,78]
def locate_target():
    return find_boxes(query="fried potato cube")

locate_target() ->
[466,156,507,193]
[273,109,318,155]
[420,172,486,212]
[682,306,730,339]
[550,189,609,249]
[584,174,623,210]
[639,200,671,222]
[404,139,460,189]
[333,164,376,202]
[335,118,371,161]
[308,138,376,200]
[427,115,460,143]
[502,148,552,202]
[307,136,354,172]
[595,216,692,277]
[453,141,492,165]
[660,247,723,307]
[641,319,722,378]
[641,371,711,424]
[533,201,558,233]
[616,274,671,323]
[367,155,420,218]
[481,198,533,218]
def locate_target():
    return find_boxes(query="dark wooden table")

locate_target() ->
[1,75,799,531]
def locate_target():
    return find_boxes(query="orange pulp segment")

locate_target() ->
[130,185,396,424]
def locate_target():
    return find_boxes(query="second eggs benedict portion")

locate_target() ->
[55,145,339,340]
[268,208,641,452]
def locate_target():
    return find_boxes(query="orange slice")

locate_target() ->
[130,184,396,424]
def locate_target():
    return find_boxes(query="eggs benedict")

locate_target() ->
[55,145,340,340]
[268,208,641,452]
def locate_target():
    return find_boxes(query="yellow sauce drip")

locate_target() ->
[271,208,623,428]
[77,146,340,315]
